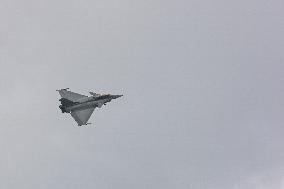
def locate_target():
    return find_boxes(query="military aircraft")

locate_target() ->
[57,88,123,126]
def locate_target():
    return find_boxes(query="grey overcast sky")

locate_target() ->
[0,0,283,188]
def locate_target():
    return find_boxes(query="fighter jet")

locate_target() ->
[57,88,123,126]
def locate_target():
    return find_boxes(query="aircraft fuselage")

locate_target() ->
[61,94,122,113]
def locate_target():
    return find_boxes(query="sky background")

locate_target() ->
[0,0,283,188]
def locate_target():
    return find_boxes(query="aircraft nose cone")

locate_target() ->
[113,95,123,99]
